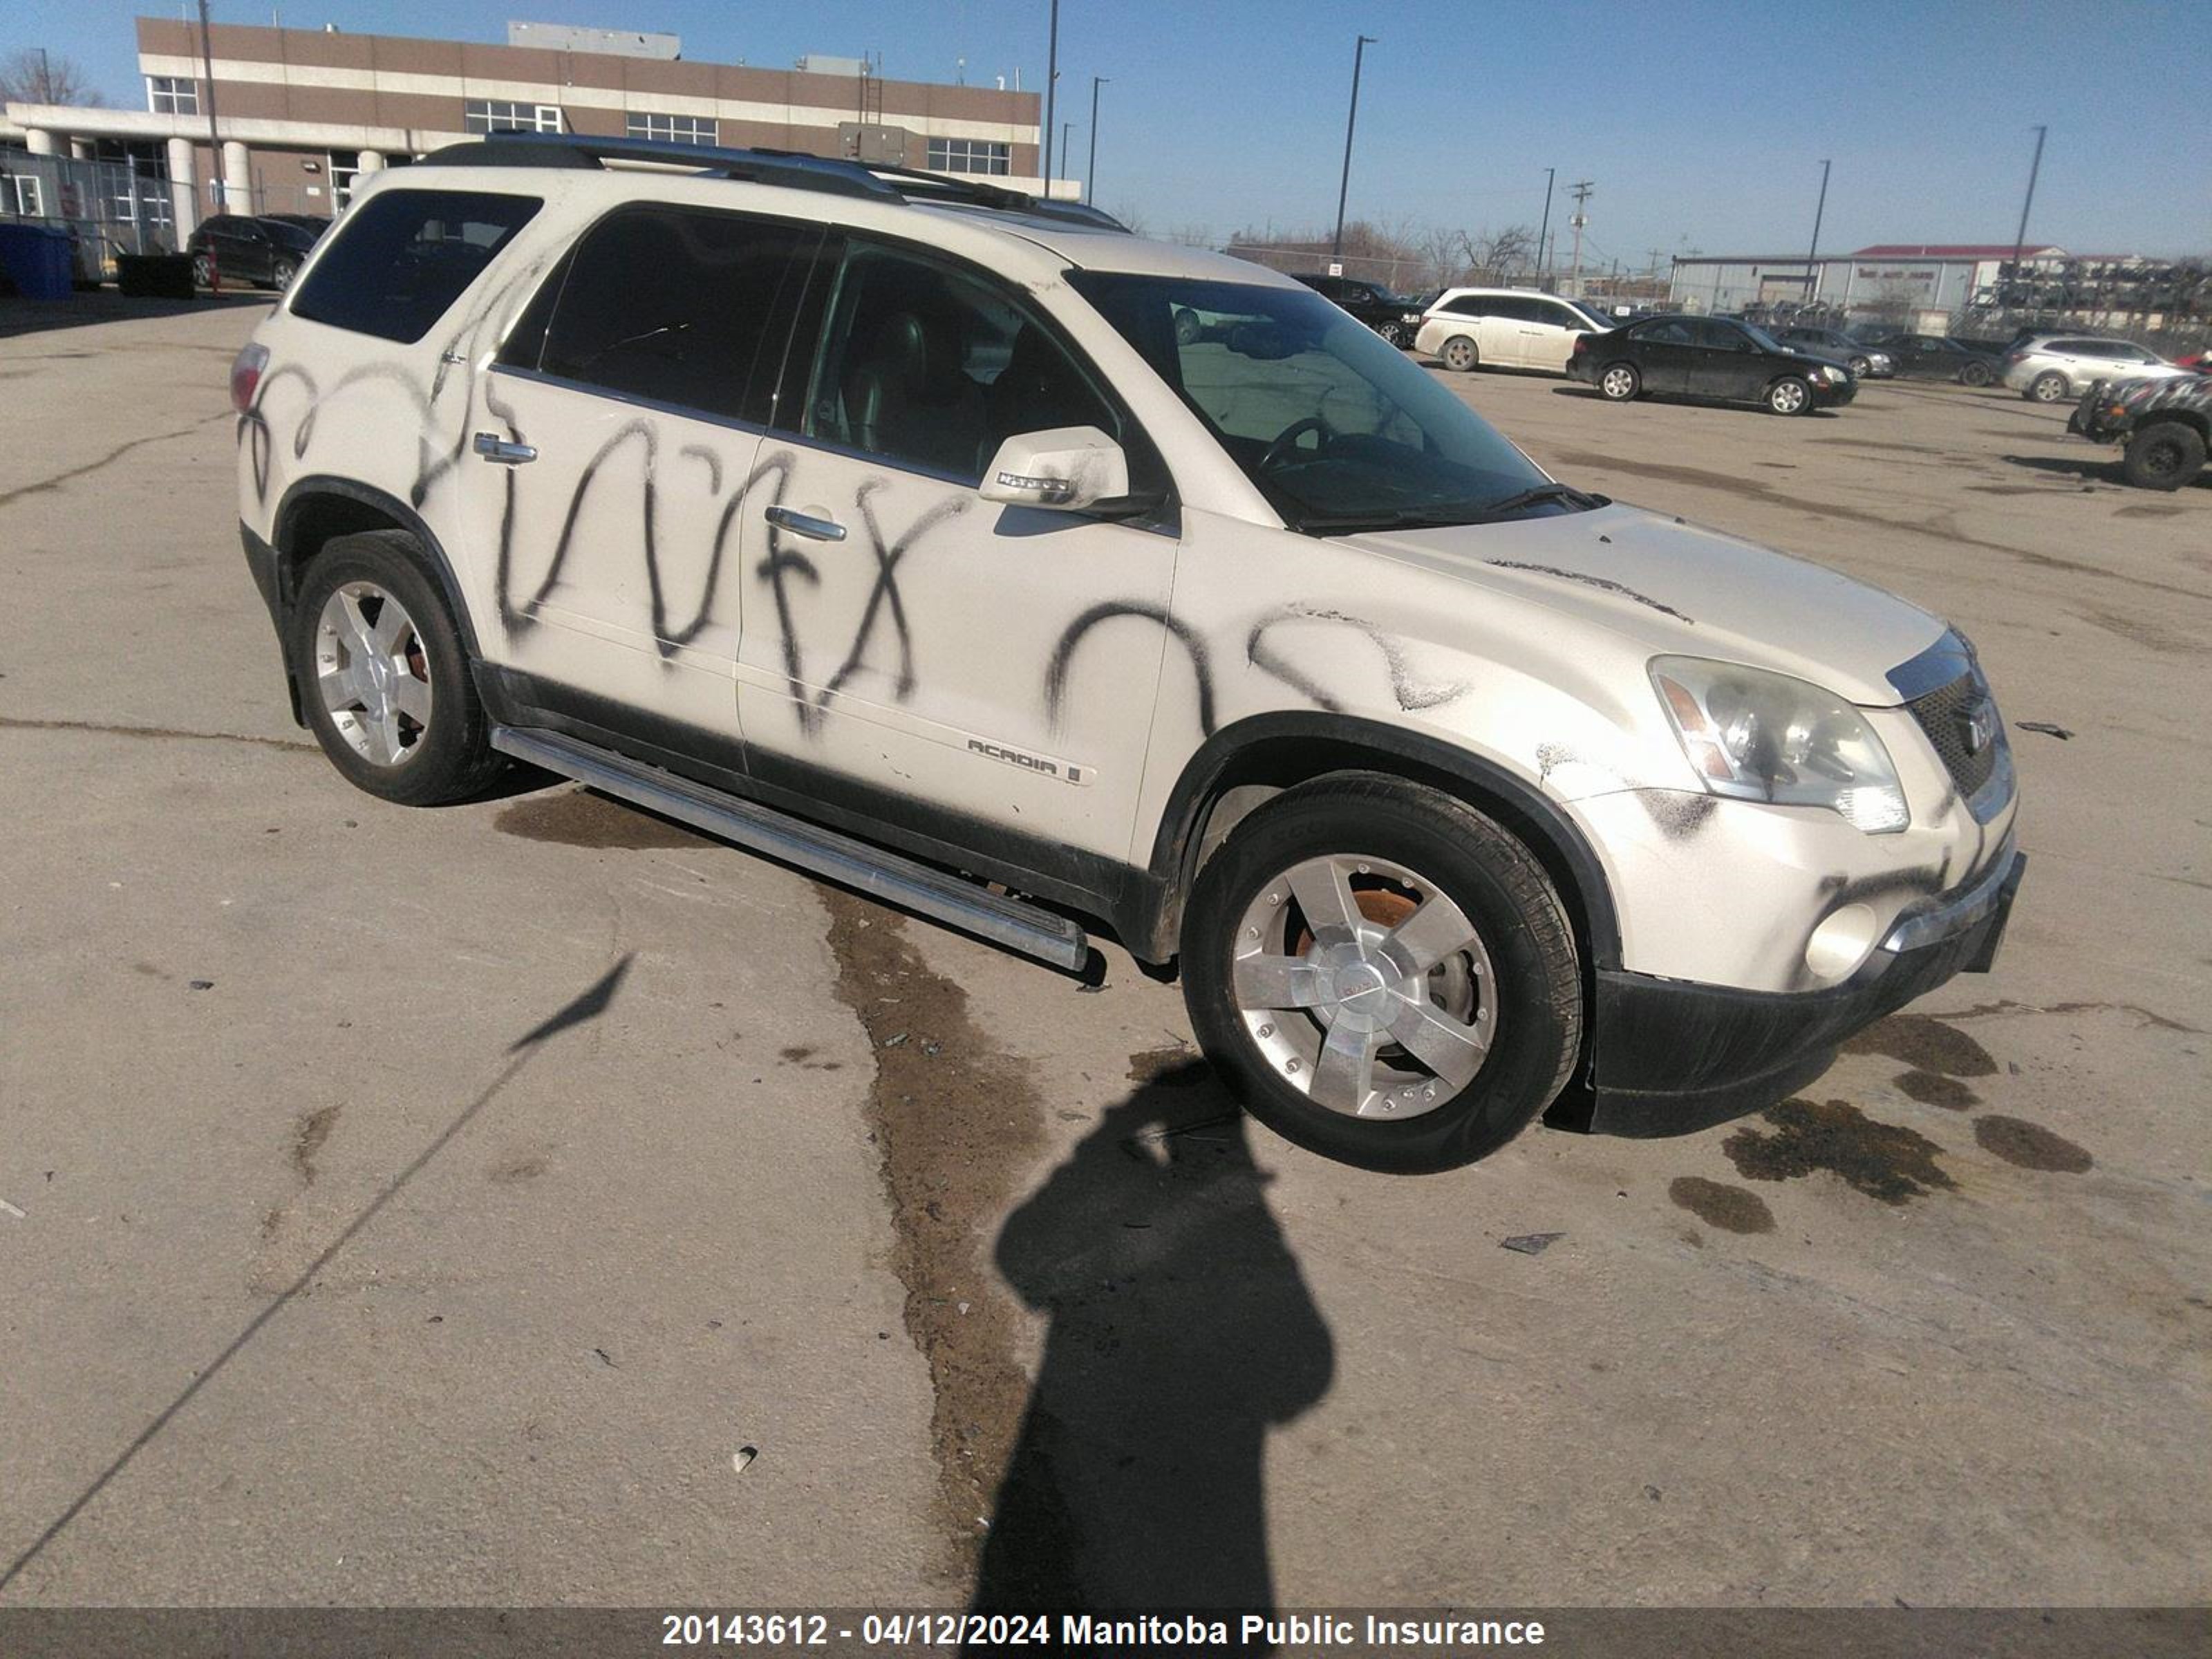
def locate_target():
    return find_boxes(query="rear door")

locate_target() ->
[1629,319,1698,393]
[468,203,820,743]
[733,234,1179,861]
[1521,298,1593,373]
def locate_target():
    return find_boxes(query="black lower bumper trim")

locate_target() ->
[1582,852,2025,1138]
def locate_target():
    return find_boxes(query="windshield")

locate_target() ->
[1069,272,1571,534]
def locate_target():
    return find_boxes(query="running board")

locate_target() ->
[490,726,1091,972]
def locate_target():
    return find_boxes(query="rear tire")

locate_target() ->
[1597,362,1640,401]
[290,531,505,806]
[2121,421,2206,491]
[269,258,298,292]
[1378,320,1409,348]
[1181,774,1582,1174]
[1441,334,1479,373]
[1173,307,1202,346]
[2030,371,2070,404]
[1960,359,1994,387]
[1848,355,1871,379]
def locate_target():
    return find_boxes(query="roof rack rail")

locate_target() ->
[418,132,1128,230]
[418,133,903,203]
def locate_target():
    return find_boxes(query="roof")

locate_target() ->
[1850,243,2065,259]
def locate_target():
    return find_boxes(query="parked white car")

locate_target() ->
[229,133,2024,1173]
[1414,288,1615,375]
[2002,335,2182,403]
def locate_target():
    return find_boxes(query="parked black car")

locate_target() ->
[1568,315,1855,414]
[1292,272,1420,347]
[1859,332,1998,386]
[185,214,322,291]
[2068,373,2211,489]
[1769,325,1892,379]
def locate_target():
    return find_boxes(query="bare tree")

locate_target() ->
[1415,225,1471,288]
[1465,225,1537,284]
[1107,198,1149,236]
[0,48,102,106]
[1166,223,1217,248]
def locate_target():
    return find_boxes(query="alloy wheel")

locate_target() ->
[314,581,432,767]
[1231,854,1497,1120]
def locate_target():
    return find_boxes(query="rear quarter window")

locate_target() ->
[288,189,543,344]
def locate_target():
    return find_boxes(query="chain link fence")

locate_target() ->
[0,145,181,285]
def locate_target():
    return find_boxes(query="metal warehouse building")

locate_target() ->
[1669,244,2083,317]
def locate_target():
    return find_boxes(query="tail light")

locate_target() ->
[229,341,269,413]
[1572,335,1590,356]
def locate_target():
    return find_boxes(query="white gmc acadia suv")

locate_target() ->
[229,133,2025,1173]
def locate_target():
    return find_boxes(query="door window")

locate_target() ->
[797,241,1122,484]
[1636,319,1694,346]
[507,205,816,426]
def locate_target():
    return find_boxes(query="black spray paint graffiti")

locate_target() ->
[1246,604,1473,715]
[1485,560,1695,626]
[756,480,972,735]
[1045,602,1216,738]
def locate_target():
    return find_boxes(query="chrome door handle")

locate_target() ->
[765,505,846,542]
[473,431,537,465]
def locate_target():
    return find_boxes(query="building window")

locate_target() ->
[925,138,1011,177]
[626,111,717,146]
[147,76,200,115]
[329,150,361,210]
[5,176,45,216]
[464,100,563,135]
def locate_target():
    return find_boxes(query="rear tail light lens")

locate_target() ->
[229,341,269,413]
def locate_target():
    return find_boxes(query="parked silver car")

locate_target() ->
[2002,335,2182,403]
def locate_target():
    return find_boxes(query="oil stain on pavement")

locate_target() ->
[1667,1177,1777,1235]
[494,788,712,850]
[1974,1115,2095,1173]
[1723,1098,1956,1203]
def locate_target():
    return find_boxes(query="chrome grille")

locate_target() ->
[1906,673,1998,800]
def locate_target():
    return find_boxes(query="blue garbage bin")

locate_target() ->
[0,223,75,301]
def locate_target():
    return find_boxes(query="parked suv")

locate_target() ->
[231,134,2023,1173]
[187,213,323,291]
[1570,315,1857,415]
[1291,272,1419,347]
[1414,288,1615,375]
[2002,335,2182,403]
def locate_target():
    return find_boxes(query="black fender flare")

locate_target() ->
[271,475,484,659]
[1144,711,1622,971]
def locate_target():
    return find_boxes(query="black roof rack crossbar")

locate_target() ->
[418,132,1129,230]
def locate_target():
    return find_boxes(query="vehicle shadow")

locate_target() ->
[1548,385,1841,416]
[1999,452,2124,484]
[968,1063,1333,1626]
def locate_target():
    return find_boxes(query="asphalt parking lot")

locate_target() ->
[2,300,2207,1614]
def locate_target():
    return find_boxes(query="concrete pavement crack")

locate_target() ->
[0,715,314,752]
[0,411,233,512]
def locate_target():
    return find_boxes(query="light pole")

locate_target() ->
[2009,124,2047,313]
[1330,33,1378,263]
[1805,158,1830,308]
[1042,0,1060,192]
[1537,167,1555,284]
[1061,120,1072,193]
[197,0,226,209]
[1086,75,1107,205]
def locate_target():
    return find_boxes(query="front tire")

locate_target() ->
[1440,334,1479,373]
[1597,362,1640,401]
[2121,421,2206,491]
[1767,376,1812,415]
[2030,371,2070,404]
[1378,320,1408,348]
[290,530,505,806]
[269,258,298,292]
[1960,359,1994,387]
[1181,776,1582,1174]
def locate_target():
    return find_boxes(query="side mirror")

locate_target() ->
[979,426,1129,512]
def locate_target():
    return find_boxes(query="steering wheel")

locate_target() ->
[1259,415,1338,471]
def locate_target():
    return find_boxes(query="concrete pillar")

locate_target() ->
[24,128,57,156]
[167,136,199,238]
[222,140,252,212]
[69,136,95,161]
[357,149,384,175]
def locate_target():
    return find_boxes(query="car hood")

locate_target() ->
[1343,503,1946,706]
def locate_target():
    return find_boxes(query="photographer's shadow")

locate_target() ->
[971,1062,1334,1614]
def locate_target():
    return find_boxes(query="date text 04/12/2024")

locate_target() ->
[658,1612,1547,1647]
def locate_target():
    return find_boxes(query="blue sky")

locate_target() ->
[15,0,2209,261]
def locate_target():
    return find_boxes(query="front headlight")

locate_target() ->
[1650,657,1909,834]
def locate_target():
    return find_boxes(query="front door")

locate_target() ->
[735,236,1178,863]
[1689,320,1760,399]
[463,203,821,742]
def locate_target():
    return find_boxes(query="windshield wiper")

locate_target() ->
[1479,482,1600,518]
[1295,505,1489,534]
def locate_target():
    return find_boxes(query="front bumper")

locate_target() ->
[1575,845,2025,1137]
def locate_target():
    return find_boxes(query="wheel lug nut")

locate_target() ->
[1268,892,1282,906]
[1256,1023,1273,1038]
[1285,1058,1301,1074]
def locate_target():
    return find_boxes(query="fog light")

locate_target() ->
[1805,903,1880,982]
